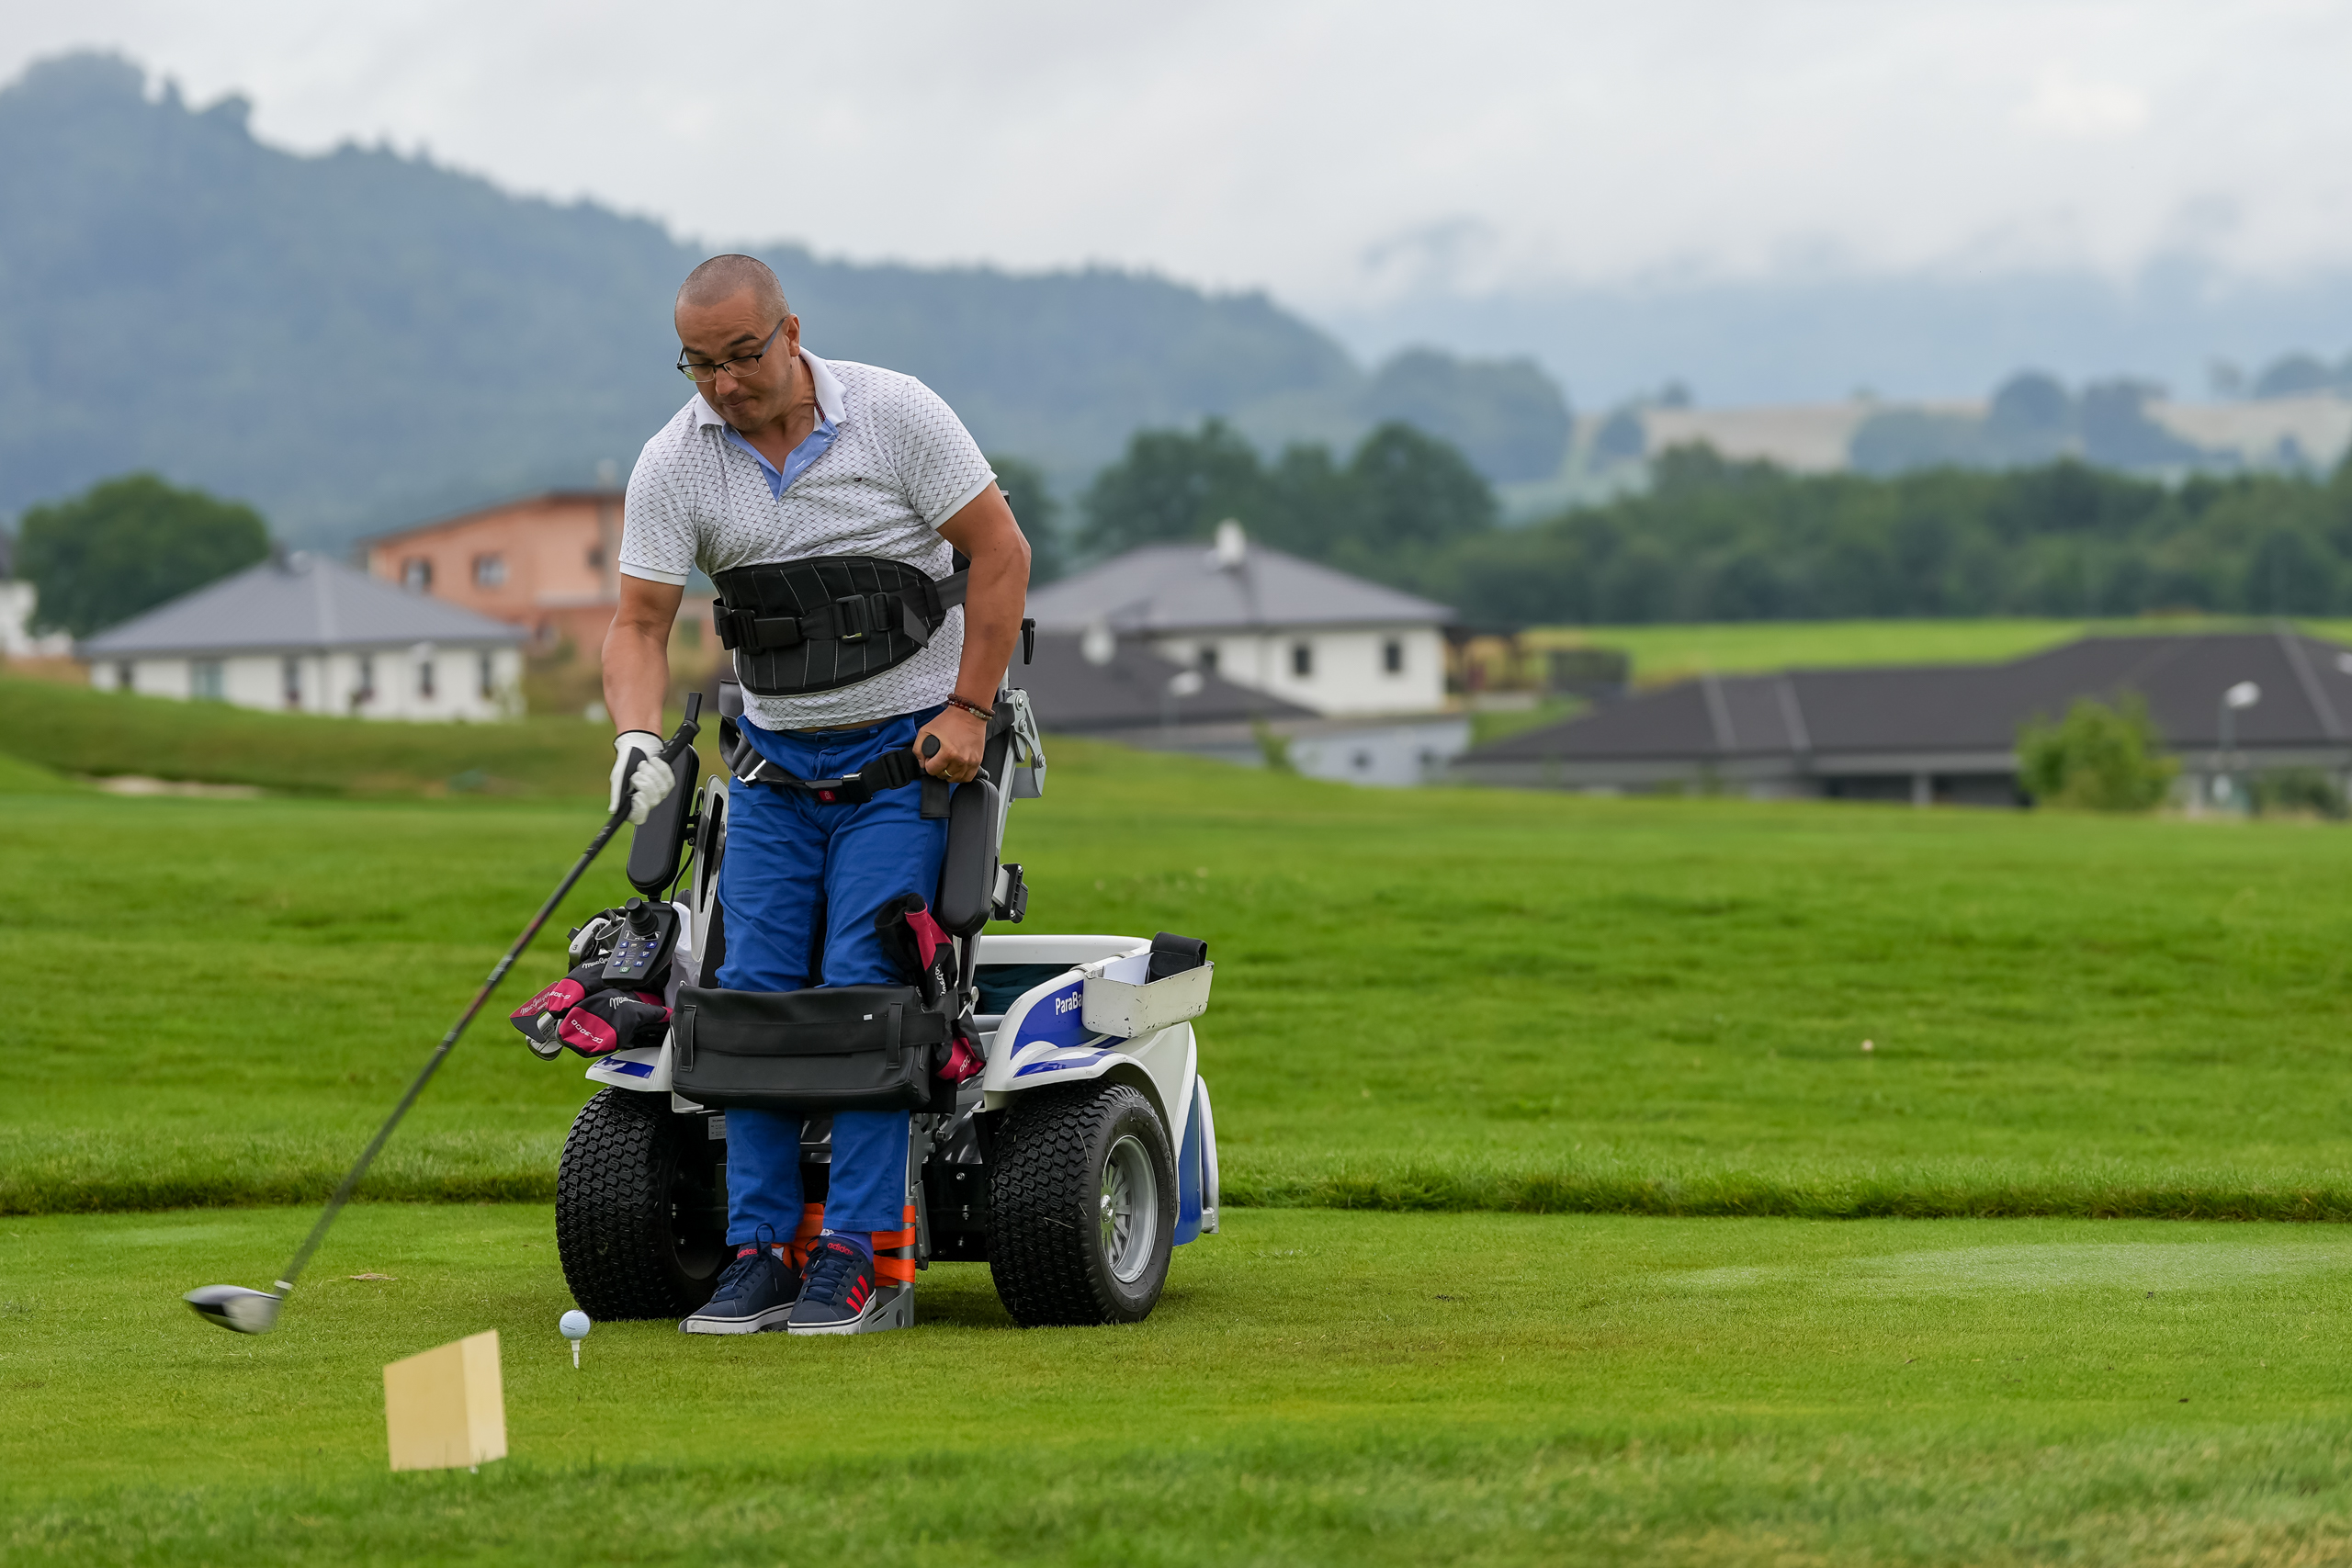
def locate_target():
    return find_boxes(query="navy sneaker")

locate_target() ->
[679,1237,800,1335]
[786,1235,906,1336]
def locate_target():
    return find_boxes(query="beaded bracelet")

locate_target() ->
[943,694,993,722]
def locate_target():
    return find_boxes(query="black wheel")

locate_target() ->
[988,1081,1176,1327]
[556,1088,728,1318]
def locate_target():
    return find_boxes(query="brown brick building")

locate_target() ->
[361,490,628,653]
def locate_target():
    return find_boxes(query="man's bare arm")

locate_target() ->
[922,484,1033,781]
[603,576,685,736]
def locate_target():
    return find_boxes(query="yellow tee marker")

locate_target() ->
[383,1330,507,1472]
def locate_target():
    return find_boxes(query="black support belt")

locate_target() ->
[714,570,967,656]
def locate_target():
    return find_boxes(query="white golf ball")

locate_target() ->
[560,1310,592,1340]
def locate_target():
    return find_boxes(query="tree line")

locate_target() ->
[1073,423,2352,626]
[20,423,2352,643]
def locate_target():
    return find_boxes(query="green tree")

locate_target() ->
[2017,695,2177,812]
[987,454,1067,585]
[1077,419,1272,555]
[17,473,270,637]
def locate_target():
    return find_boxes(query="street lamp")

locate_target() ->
[2216,680,2260,811]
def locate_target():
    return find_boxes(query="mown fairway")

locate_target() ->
[12,1205,2352,1565]
[14,688,2352,1563]
[8,737,2352,1216]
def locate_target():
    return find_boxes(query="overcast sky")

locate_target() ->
[8,0,2352,318]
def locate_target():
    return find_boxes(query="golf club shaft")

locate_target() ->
[269,698,702,1298]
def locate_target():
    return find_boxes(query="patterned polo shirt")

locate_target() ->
[618,348,997,730]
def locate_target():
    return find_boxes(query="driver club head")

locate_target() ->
[185,1284,284,1335]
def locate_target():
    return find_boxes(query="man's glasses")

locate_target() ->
[677,318,787,383]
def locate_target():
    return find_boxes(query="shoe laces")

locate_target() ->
[800,1238,866,1305]
[711,1223,783,1302]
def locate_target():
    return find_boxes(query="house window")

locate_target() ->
[1383,637,1404,675]
[1198,645,1218,673]
[417,655,437,700]
[281,657,302,708]
[355,654,375,705]
[1290,641,1313,679]
[191,660,225,701]
[401,558,433,592]
[471,554,507,589]
[115,661,133,692]
[478,651,495,700]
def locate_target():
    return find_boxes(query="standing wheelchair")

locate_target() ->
[541,679,1220,1330]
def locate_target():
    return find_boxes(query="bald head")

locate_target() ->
[677,254,788,318]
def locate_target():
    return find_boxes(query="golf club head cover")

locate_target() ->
[938,1032,984,1084]
[874,894,956,1003]
[556,988,671,1058]
[511,960,609,1052]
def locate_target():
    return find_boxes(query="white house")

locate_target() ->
[1024,524,1454,718]
[79,552,526,720]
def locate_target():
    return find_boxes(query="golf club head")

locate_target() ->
[185,1284,284,1335]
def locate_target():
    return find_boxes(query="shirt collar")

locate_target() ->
[695,345,846,432]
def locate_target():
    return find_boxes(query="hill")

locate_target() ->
[0,52,1567,547]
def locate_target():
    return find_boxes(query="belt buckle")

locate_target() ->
[833,593,873,643]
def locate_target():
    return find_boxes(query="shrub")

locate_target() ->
[2017,694,2177,812]
[2253,767,2349,820]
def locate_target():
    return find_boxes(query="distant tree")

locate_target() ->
[1342,422,1497,558]
[987,455,1066,585]
[1079,417,1498,591]
[2017,695,2177,812]
[1077,419,1272,555]
[17,472,270,636]
[1359,348,1572,482]
[2253,353,2335,400]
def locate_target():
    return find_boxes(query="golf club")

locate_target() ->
[185,694,704,1335]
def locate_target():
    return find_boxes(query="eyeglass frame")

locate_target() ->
[676,317,790,383]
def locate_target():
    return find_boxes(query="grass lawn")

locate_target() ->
[8,1204,2352,1564]
[0,674,663,797]
[11,738,2352,1218]
[1522,615,2352,688]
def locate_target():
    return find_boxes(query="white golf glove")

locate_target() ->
[609,731,676,825]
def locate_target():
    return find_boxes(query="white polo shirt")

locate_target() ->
[618,349,997,731]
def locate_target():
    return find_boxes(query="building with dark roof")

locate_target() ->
[1454,629,2352,806]
[1013,628,1468,787]
[80,552,526,719]
[1024,524,1454,717]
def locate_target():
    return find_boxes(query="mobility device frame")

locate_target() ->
[550,679,1220,1329]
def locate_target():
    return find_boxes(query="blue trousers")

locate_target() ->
[714,707,946,1245]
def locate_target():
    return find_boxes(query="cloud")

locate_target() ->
[2015,65,2152,140]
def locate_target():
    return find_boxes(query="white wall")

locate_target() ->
[88,646,524,720]
[1148,624,1445,716]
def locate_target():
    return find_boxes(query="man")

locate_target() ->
[603,254,1029,1336]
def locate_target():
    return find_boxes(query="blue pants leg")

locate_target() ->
[714,709,948,1246]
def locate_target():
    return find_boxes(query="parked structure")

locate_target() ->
[361,489,645,652]
[79,553,526,720]
[1024,524,1454,719]
[1455,629,2352,806]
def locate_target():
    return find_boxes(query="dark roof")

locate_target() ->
[1469,630,2352,762]
[1013,632,1317,733]
[1026,542,1453,633]
[80,553,528,656]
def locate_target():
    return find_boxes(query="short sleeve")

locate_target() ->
[616,436,697,586]
[883,377,998,530]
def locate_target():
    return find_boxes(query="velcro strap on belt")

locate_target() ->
[714,570,967,654]
[719,717,954,818]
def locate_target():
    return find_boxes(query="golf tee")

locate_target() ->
[571,1340,581,1370]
